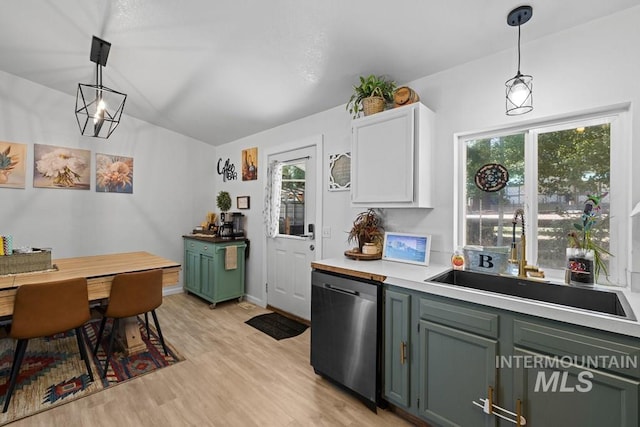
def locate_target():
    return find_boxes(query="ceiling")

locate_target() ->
[0,1,638,146]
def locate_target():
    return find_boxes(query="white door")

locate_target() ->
[266,145,318,320]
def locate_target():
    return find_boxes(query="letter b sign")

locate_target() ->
[478,255,494,269]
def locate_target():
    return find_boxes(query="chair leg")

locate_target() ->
[145,312,150,338]
[102,318,119,378]
[151,310,169,356]
[93,317,108,355]
[3,339,29,413]
[75,327,94,383]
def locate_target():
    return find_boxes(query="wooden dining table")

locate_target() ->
[0,251,181,354]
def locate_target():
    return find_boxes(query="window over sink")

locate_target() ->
[455,106,630,285]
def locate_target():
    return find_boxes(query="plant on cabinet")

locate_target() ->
[346,74,396,119]
[216,190,232,221]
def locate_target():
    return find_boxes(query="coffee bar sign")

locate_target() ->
[217,158,237,182]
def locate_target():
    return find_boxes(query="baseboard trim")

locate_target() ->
[386,402,432,427]
[163,285,184,296]
[266,305,310,326]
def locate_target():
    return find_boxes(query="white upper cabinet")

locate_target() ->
[351,102,435,208]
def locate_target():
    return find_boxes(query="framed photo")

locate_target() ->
[242,147,258,181]
[237,196,250,209]
[328,152,351,191]
[33,144,90,190]
[96,153,133,193]
[0,141,27,189]
[382,232,431,266]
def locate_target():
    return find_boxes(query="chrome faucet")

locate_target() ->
[509,209,543,278]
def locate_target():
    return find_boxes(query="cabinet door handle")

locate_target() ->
[400,341,407,365]
[472,389,527,425]
[516,399,524,426]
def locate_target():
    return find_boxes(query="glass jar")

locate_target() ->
[566,248,594,285]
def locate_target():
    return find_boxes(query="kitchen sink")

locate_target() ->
[427,269,636,321]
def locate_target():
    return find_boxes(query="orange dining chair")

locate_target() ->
[3,278,94,413]
[93,269,168,378]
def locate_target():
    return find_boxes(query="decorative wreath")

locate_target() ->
[474,163,509,192]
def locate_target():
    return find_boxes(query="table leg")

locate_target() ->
[117,316,147,356]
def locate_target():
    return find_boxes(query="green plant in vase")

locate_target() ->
[346,74,396,119]
[216,191,232,221]
[567,193,612,283]
[347,209,384,252]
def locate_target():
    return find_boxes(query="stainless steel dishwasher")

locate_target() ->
[310,270,382,411]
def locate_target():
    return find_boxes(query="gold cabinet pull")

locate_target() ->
[516,399,524,426]
[400,341,407,365]
[487,386,494,414]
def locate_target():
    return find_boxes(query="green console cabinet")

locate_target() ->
[183,236,246,308]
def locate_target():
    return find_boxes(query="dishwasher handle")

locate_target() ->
[324,283,360,297]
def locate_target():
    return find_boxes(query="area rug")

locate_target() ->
[245,312,308,340]
[0,317,184,425]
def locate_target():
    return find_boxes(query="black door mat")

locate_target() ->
[245,312,308,340]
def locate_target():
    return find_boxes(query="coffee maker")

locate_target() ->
[231,212,245,237]
[218,213,234,238]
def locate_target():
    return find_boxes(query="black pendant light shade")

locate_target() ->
[75,36,127,139]
[505,6,533,116]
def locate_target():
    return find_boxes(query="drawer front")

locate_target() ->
[513,319,640,379]
[184,239,213,255]
[419,297,499,339]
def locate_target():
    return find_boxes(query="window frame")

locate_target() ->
[454,104,631,285]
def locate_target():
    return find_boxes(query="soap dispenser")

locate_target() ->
[451,248,465,270]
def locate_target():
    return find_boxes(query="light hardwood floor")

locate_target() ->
[12,292,411,426]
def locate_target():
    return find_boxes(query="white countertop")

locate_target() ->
[314,257,640,339]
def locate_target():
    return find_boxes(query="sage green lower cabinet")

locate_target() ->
[513,347,639,426]
[383,284,640,426]
[511,319,640,427]
[384,290,411,407]
[183,237,246,307]
[418,320,497,427]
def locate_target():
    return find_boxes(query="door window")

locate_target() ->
[279,161,306,236]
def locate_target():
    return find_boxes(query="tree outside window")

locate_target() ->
[462,121,611,280]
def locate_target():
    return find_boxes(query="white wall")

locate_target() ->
[215,5,640,305]
[0,70,216,292]
[403,7,640,276]
[2,6,639,305]
[213,106,356,305]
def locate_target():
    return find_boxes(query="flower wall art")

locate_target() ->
[33,144,91,189]
[96,153,133,193]
[0,141,27,189]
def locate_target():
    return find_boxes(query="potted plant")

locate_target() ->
[346,75,397,119]
[347,209,384,252]
[216,191,232,221]
[567,193,612,284]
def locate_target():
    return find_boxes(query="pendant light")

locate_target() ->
[75,36,127,139]
[505,6,533,116]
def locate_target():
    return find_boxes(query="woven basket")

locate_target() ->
[0,250,52,275]
[362,96,386,116]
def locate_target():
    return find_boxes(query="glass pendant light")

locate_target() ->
[505,6,533,116]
